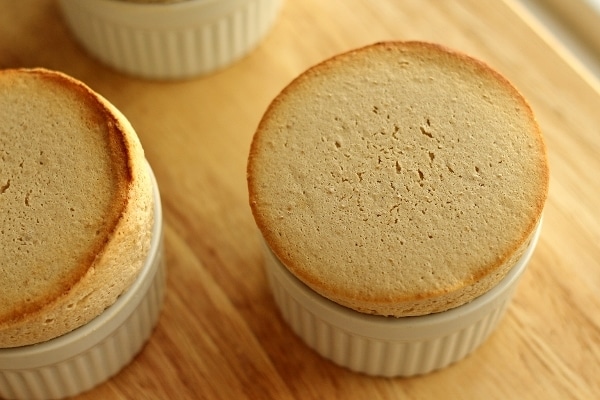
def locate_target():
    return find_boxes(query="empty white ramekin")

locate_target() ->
[0,165,165,400]
[57,0,283,80]
[265,220,542,377]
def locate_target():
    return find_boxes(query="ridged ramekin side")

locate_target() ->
[58,0,282,79]
[264,237,529,377]
[0,251,165,400]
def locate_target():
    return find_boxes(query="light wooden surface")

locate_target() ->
[1,0,599,399]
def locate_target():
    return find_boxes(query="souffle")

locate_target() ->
[0,68,154,347]
[247,41,549,317]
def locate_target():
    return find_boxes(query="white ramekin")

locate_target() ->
[57,0,283,80]
[0,165,165,400]
[265,220,542,377]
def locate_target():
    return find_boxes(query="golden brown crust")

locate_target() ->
[248,41,549,316]
[0,68,153,347]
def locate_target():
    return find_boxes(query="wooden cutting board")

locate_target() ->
[0,0,598,398]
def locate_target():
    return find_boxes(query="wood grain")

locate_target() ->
[0,0,599,399]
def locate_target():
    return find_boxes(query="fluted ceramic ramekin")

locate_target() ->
[0,165,165,400]
[58,0,283,80]
[265,220,542,377]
